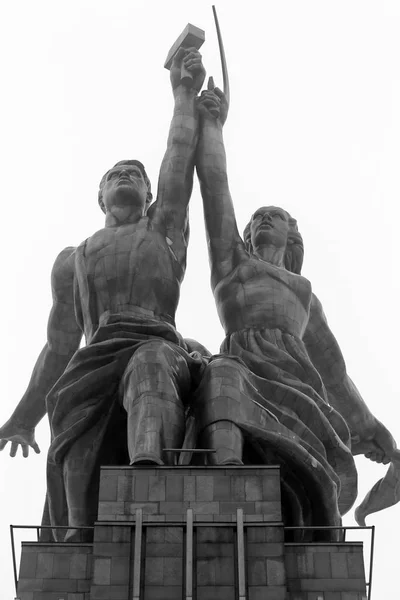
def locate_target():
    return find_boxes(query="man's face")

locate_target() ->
[101,163,148,213]
[250,206,290,252]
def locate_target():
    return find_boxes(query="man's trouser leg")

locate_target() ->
[121,340,191,465]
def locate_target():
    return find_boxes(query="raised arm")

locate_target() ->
[0,247,83,456]
[195,86,245,289]
[151,48,205,261]
[303,293,397,463]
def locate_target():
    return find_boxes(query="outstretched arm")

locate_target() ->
[151,48,205,265]
[303,293,397,464]
[195,86,245,290]
[0,247,83,456]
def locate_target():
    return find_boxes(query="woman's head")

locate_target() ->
[243,206,304,274]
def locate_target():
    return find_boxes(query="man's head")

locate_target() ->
[243,206,304,274]
[98,160,153,214]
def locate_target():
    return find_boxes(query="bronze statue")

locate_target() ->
[194,84,399,529]
[0,48,206,540]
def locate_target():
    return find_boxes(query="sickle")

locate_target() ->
[212,5,230,107]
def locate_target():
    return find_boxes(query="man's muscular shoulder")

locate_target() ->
[51,246,76,302]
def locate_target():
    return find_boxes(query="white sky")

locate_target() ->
[1,1,399,597]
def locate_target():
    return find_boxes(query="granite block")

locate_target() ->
[52,552,72,578]
[197,543,234,558]
[94,525,113,542]
[245,476,263,501]
[287,578,365,592]
[197,559,216,586]
[112,525,131,543]
[145,557,164,585]
[197,526,233,543]
[314,552,332,578]
[148,475,166,501]
[146,542,183,557]
[93,541,130,557]
[255,501,281,519]
[90,585,129,599]
[266,557,286,586]
[249,586,286,600]
[19,550,38,579]
[99,471,118,502]
[163,556,183,585]
[196,475,214,501]
[220,501,255,514]
[17,578,45,592]
[165,475,183,501]
[331,553,349,579]
[110,556,130,585]
[164,526,183,543]
[346,552,365,579]
[190,501,219,515]
[133,474,149,501]
[183,475,196,501]
[143,586,183,600]
[16,593,34,600]
[126,501,159,515]
[297,551,314,577]
[213,475,231,500]
[146,527,165,543]
[36,553,54,578]
[117,475,134,501]
[93,557,111,585]
[42,578,78,591]
[196,586,235,600]
[247,558,267,585]
[230,475,245,501]
[70,553,88,579]
[98,501,124,516]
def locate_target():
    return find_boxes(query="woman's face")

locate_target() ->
[250,206,290,252]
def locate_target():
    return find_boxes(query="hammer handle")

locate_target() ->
[180,62,193,87]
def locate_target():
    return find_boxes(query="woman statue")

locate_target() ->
[194,84,398,530]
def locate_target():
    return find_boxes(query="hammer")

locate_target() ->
[164,23,205,88]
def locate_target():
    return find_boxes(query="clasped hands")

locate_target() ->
[170,47,228,124]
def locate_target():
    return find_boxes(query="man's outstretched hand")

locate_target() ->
[170,47,206,92]
[0,417,40,457]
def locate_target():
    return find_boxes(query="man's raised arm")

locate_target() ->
[195,86,245,289]
[0,247,83,457]
[152,48,205,260]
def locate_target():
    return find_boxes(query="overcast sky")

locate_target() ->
[1,1,399,597]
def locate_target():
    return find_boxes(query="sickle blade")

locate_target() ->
[212,5,230,107]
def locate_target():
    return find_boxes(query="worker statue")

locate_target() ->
[0,47,207,540]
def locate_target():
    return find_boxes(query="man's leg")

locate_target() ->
[121,340,191,465]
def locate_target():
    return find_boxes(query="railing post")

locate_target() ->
[132,508,143,600]
[236,508,246,600]
[10,525,18,595]
[185,508,194,600]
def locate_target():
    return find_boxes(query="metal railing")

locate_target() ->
[10,522,374,600]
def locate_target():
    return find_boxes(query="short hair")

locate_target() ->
[98,159,153,213]
[243,207,304,274]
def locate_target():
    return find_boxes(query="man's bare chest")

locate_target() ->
[82,223,181,279]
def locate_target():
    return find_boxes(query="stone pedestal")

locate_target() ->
[16,466,368,600]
